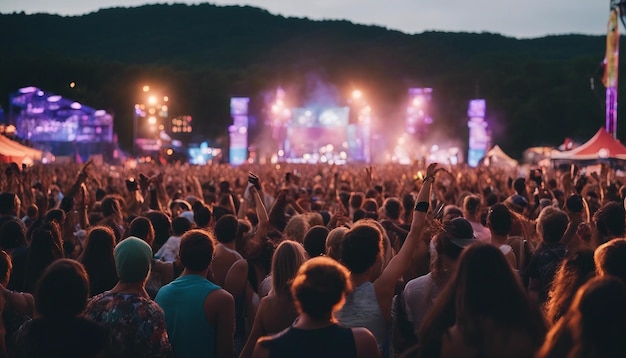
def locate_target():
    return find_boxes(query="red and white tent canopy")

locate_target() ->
[552,128,626,160]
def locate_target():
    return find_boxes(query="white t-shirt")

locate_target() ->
[155,235,182,262]
[402,272,441,334]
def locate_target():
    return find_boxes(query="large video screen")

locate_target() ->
[285,127,349,159]
[290,107,349,127]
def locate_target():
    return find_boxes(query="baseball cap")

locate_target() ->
[444,218,477,248]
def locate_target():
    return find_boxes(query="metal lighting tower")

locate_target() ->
[604,1,622,137]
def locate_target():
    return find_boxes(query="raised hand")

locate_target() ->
[425,162,442,180]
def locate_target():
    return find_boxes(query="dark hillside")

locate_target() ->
[0,3,610,156]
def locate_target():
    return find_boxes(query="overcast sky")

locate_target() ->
[0,0,609,38]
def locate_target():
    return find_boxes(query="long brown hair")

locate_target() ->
[538,276,626,358]
[81,226,118,296]
[544,249,595,324]
[418,243,547,357]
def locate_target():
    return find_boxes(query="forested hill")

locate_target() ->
[0,3,611,157]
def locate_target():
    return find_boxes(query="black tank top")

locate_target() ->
[259,323,357,358]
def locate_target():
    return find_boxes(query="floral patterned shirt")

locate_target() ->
[85,292,172,358]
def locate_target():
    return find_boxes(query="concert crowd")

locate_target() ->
[0,159,624,357]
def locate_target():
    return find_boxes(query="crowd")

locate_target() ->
[0,158,625,357]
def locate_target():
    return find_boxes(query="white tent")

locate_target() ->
[0,135,42,165]
[484,145,518,167]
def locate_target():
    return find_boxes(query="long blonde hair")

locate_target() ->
[271,241,308,296]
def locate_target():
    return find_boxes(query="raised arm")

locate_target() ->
[375,163,438,298]
[250,186,269,229]
[268,191,289,231]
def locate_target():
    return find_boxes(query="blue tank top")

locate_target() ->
[155,274,221,358]
[259,323,357,358]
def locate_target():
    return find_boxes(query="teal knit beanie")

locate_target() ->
[115,236,152,283]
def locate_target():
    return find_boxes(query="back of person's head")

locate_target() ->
[0,219,26,250]
[29,223,63,260]
[383,197,402,220]
[283,215,310,244]
[127,216,155,245]
[114,236,152,284]
[100,196,122,218]
[272,240,308,295]
[595,238,626,283]
[463,195,481,216]
[434,218,477,261]
[26,204,38,219]
[82,226,117,294]
[179,229,215,272]
[291,256,352,320]
[325,226,349,261]
[303,225,329,258]
[566,194,584,213]
[0,192,18,215]
[536,207,569,243]
[513,178,526,196]
[213,214,238,244]
[505,195,528,214]
[84,226,116,260]
[317,211,331,227]
[0,250,12,285]
[593,201,626,239]
[349,192,364,210]
[453,243,535,326]
[362,198,378,213]
[545,249,595,324]
[35,259,89,318]
[352,209,366,222]
[487,203,512,236]
[212,205,233,223]
[193,204,212,228]
[218,180,231,194]
[340,224,382,274]
[442,205,463,221]
[304,212,324,227]
[485,193,500,207]
[566,276,626,357]
[144,210,172,248]
[364,188,377,200]
[171,216,193,236]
